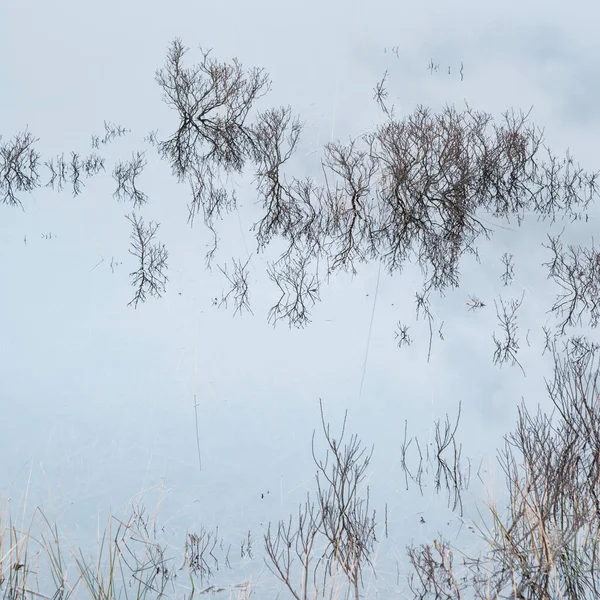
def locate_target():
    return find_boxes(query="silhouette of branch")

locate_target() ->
[126,213,169,308]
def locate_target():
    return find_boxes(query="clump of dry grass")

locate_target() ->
[0,480,173,600]
[0,478,254,600]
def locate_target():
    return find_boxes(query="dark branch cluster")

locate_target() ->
[402,336,600,598]
[218,256,253,316]
[493,291,526,376]
[0,130,41,207]
[154,39,270,223]
[91,120,130,148]
[500,251,515,286]
[266,252,321,328]
[394,320,412,347]
[400,403,470,517]
[486,336,600,598]
[543,230,600,334]
[126,213,169,307]
[184,526,231,584]
[5,40,597,338]
[45,151,105,196]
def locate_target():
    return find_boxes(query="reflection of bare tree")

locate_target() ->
[543,230,600,335]
[394,320,412,347]
[205,64,595,334]
[1,132,107,205]
[218,256,253,316]
[0,130,41,207]
[240,530,253,560]
[45,152,105,196]
[1,131,106,203]
[404,335,600,598]
[267,253,321,328]
[251,106,304,250]
[466,295,486,311]
[286,98,593,333]
[113,152,148,207]
[427,59,440,75]
[400,403,470,516]
[265,401,377,600]
[186,528,217,582]
[415,291,435,361]
[4,40,600,331]
[187,161,237,266]
[126,213,169,308]
[321,137,378,276]
[154,38,276,269]
[373,71,392,119]
[500,251,515,286]
[91,120,129,148]
[493,292,526,376]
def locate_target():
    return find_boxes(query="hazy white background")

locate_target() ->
[1,0,599,595]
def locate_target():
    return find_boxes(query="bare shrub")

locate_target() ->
[6,42,600,334]
[152,47,599,335]
[400,402,470,516]
[113,151,148,207]
[405,335,600,599]
[126,213,169,307]
[0,130,41,207]
[218,256,253,316]
[492,292,526,376]
[45,151,105,196]
[91,120,129,148]
[543,230,600,335]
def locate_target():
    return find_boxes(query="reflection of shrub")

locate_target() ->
[0,489,187,600]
